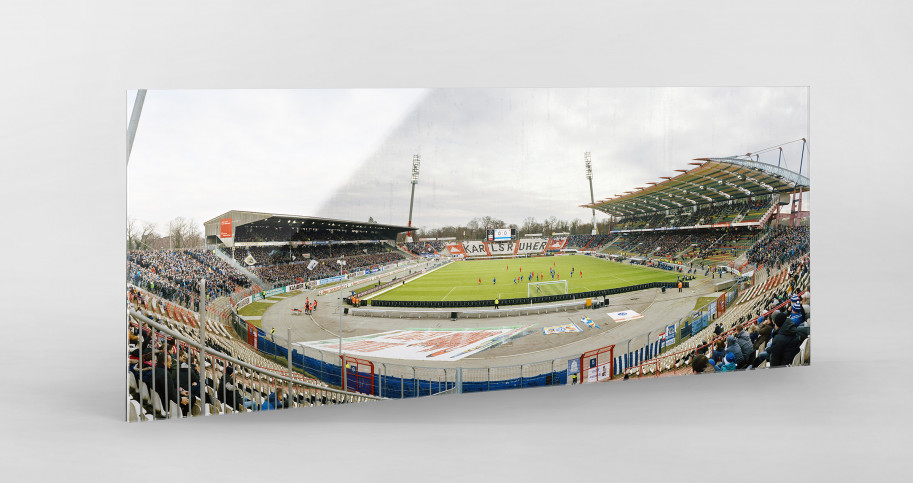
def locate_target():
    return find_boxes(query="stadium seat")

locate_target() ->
[151,392,168,419]
[206,403,221,416]
[127,397,151,422]
[127,372,138,396]
[140,382,152,405]
[169,401,183,419]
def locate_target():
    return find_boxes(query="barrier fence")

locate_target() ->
[230,311,583,398]
[218,255,807,398]
[361,281,691,309]
[226,277,739,398]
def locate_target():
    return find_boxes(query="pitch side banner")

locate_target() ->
[585,363,613,383]
[607,310,644,323]
[581,317,599,329]
[220,218,232,238]
[301,326,530,361]
[263,287,286,298]
[542,323,582,335]
[236,296,252,310]
[660,323,676,345]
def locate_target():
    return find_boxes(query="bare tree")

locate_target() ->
[127,217,139,250]
[467,218,480,239]
[168,217,203,249]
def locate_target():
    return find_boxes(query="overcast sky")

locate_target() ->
[128,87,808,233]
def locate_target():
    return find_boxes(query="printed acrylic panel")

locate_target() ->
[126,87,810,420]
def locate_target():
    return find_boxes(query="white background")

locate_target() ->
[1,1,911,481]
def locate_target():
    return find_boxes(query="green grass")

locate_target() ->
[693,296,720,311]
[371,254,685,302]
[238,302,273,317]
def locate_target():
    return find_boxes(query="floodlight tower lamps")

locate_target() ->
[407,154,420,242]
[585,152,597,235]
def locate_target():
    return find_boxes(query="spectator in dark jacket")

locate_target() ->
[178,359,214,406]
[724,334,744,366]
[769,312,801,367]
[734,325,755,368]
[151,352,189,415]
[217,366,252,411]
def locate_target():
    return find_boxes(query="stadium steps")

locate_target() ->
[390,241,417,259]
[599,240,621,254]
[212,248,267,287]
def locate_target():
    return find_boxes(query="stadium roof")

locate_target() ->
[581,156,810,217]
[203,210,413,241]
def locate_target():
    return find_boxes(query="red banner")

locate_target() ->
[247,323,258,347]
[220,218,232,238]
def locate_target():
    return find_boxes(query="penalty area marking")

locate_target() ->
[441,286,457,301]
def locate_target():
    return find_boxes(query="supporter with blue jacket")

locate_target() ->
[261,387,287,411]
[716,352,738,372]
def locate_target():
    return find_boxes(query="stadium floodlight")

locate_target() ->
[585,152,597,235]
[407,154,420,243]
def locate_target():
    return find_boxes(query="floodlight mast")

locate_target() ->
[406,155,420,242]
[585,152,597,235]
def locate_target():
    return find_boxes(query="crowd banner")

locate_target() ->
[262,286,287,298]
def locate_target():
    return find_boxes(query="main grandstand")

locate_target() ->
[127,149,810,421]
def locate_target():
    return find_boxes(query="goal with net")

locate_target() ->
[528,280,569,297]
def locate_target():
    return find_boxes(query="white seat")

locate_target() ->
[169,401,183,419]
[152,392,168,419]
[127,398,139,422]
[127,372,138,395]
[206,403,221,415]
[140,382,152,405]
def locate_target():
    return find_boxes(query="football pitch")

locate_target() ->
[370,254,685,302]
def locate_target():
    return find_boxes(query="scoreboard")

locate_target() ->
[486,228,516,241]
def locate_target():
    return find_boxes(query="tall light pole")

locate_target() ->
[406,155,420,243]
[585,152,597,235]
[336,259,347,391]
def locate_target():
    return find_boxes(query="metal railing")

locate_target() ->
[127,308,381,422]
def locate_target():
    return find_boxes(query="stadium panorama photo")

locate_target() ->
[126,88,810,421]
